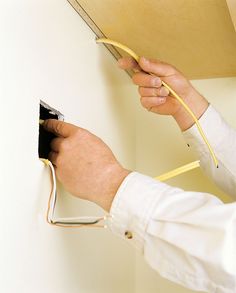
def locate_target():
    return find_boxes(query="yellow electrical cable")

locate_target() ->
[96,38,218,171]
[40,38,218,228]
[161,81,218,168]
[96,38,139,61]
[155,160,200,182]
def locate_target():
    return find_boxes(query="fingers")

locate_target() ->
[118,57,141,72]
[48,151,59,166]
[50,137,65,152]
[139,57,176,77]
[140,97,167,110]
[133,72,162,87]
[43,119,78,138]
[138,86,169,97]
[138,84,170,110]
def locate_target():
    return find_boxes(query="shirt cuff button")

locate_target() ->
[125,231,133,239]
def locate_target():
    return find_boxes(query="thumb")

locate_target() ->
[139,57,176,77]
[43,119,78,138]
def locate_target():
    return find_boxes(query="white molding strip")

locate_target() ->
[67,0,123,61]
[226,0,236,31]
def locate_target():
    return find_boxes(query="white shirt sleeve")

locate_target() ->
[183,105,236,199]
[108,105,236,293]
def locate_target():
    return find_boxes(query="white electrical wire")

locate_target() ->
[40,159,108,228]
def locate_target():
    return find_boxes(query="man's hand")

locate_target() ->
[43,120,130,212]
[118,57,209,131]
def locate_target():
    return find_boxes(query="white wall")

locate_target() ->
[134,77,236,293]
[0,1,137,292]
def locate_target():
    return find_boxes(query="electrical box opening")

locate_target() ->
[39,100,64,159]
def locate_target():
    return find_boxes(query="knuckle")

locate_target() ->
[165,63,177,74]
[145,76,153,86]
[74,128,84,138]
[140,97,148,108]
[50,139,55,149]
[153,88,158,96]
[161,86,169,96]
[74,127,89,140]
[151,76,161,87]
[55,122,63,135]
[60,140,69,151]
[55,155,63,166]
[48,151,63,167]
[138,86,145,96]
[133,72,147,85]
[132,73,139,85]
[140,87,159,97]
[156,88,163,96]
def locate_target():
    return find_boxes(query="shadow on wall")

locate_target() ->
[96,48,137,168]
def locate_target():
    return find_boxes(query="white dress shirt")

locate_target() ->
[108,105,236,293]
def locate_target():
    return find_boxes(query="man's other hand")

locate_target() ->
[118,56,209,131]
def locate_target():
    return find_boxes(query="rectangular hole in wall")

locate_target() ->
[38,100,64,159]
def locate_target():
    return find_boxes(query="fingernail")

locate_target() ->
[140,56,149,64]
[156,97,166,105]
[161,87,169,95]
[153,77,161,86]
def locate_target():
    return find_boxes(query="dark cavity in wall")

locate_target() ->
[39,100,64,159]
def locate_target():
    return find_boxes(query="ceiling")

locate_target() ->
[68,0,236,79]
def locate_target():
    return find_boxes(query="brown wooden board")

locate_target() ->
[68,0,236,79]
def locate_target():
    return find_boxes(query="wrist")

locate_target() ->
[95,164,131,212]
[173,90,209,131]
